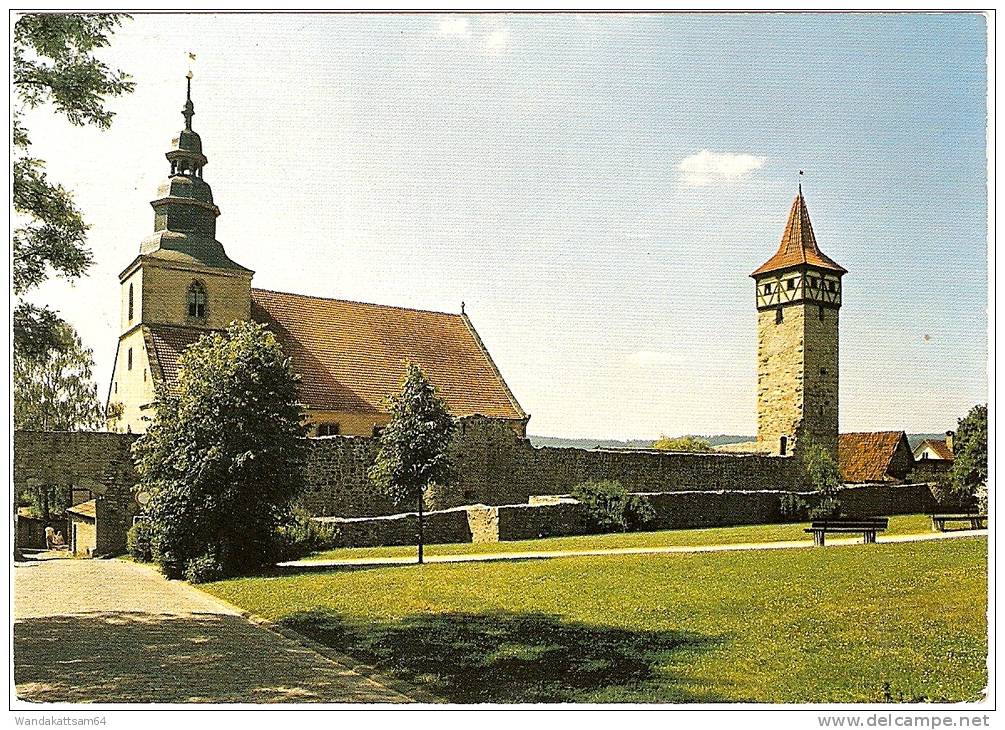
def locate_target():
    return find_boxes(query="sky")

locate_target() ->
[20,12,989,440]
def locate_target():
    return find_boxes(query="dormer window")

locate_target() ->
[187,282,207,319]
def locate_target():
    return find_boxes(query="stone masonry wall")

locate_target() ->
[299,416,802,518]
[316,482,941,548]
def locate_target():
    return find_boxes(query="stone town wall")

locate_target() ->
[14,430,140,556]
[300,416,801,517]
[314,482,941,548]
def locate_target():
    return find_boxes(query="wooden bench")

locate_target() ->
[805,518,889,546]
[931,513,987,532]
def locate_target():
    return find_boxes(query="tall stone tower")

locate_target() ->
[751,187,846,458]
[107,76,253,432]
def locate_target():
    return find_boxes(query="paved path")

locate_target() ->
[282,528,988,568]
[14,558,417,704]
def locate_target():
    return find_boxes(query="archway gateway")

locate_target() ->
[14,431,140,557]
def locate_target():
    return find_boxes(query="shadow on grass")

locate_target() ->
[281,609,731,703]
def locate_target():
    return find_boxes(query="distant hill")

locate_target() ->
[527,434,751,450]
[529,433,949,451]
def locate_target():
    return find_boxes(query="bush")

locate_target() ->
[132,321,307,579]
[126,521,153,562]
[572,480,655,533]
[184,552,226,584]
[652,435,713,452]
[779,493,810,521]
[808,496,843,520]
[271,510,334,563]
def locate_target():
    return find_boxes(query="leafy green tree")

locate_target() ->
[14,321,104,432]
[652,435,713,452]
[132,322,307,579]
[801,438,841,496]
[14,321,104,523]
[13,13,134,359]
[369,363,456,564]
[948,404,988,508]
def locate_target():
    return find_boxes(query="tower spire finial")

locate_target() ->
[798,169,804,195]
[182,70,195,131]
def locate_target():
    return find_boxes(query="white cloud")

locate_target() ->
[438,17,470,37]
[677,150,766,187]
[485,29,511,54]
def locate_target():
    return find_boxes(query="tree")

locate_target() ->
[14,321,104,523]
[14,321,104,432]
[652,435,713,452]
[132,321,307,580]
[801,438,841,496]
[948,404,988,509]
[369,363,456,564]
[13,13,134,359]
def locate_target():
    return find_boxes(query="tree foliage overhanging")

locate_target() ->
[13,13,134,359]
[652,435,713,452]
[132,321,308,579]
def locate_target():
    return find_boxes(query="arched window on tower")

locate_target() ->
[128,283,134,322]
[187,281,207,319]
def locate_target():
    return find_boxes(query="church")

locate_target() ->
[106,78,528,437]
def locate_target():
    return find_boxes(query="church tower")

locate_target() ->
[751,187,846,459]
[108,76,253,432]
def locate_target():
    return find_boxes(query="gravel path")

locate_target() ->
[14,557,418,704]
[281,528,988,568]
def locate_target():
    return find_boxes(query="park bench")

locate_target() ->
[805,518,889,546]
[931,513,987,532]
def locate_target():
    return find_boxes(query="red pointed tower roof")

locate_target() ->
[752,186,846,277]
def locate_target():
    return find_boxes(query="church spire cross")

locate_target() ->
[182,71,195,130]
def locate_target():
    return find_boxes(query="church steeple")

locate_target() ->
[137,75,249,271]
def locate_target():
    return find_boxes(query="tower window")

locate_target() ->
[779,436,787,456]
[829,281,838,293]
[187,282,207,319]
[128,283,134,321]
[809,277,819,289]
[763,283,772,294]
[316,422,341,437]
[775,307,783,324]
[787,279,795,290]
[127,348,133,370]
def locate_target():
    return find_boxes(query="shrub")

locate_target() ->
[126,521,153,562]
[271,510,334,563]
[779,493,810,521]
[808,496,843,520]
[184,552,226,584]
[801,438,841,496]
[572,480,655,533]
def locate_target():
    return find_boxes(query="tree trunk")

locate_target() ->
[417,491,424,565]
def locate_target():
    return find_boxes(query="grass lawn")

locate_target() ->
[304,513,937,562]
[203,534,987,704]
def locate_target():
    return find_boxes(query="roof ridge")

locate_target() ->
[460,312,527,419]
[251,287,462,318]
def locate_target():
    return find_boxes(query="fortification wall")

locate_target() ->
[314,482,941,548]
[300,416,801,517]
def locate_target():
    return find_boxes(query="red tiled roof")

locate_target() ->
[250,289,525,420]
[916,438,954,461]
[145,324,218,389]
[752,190,847,277]
[838,431,908,483]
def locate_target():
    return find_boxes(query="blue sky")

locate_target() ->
[22,12,988,439]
